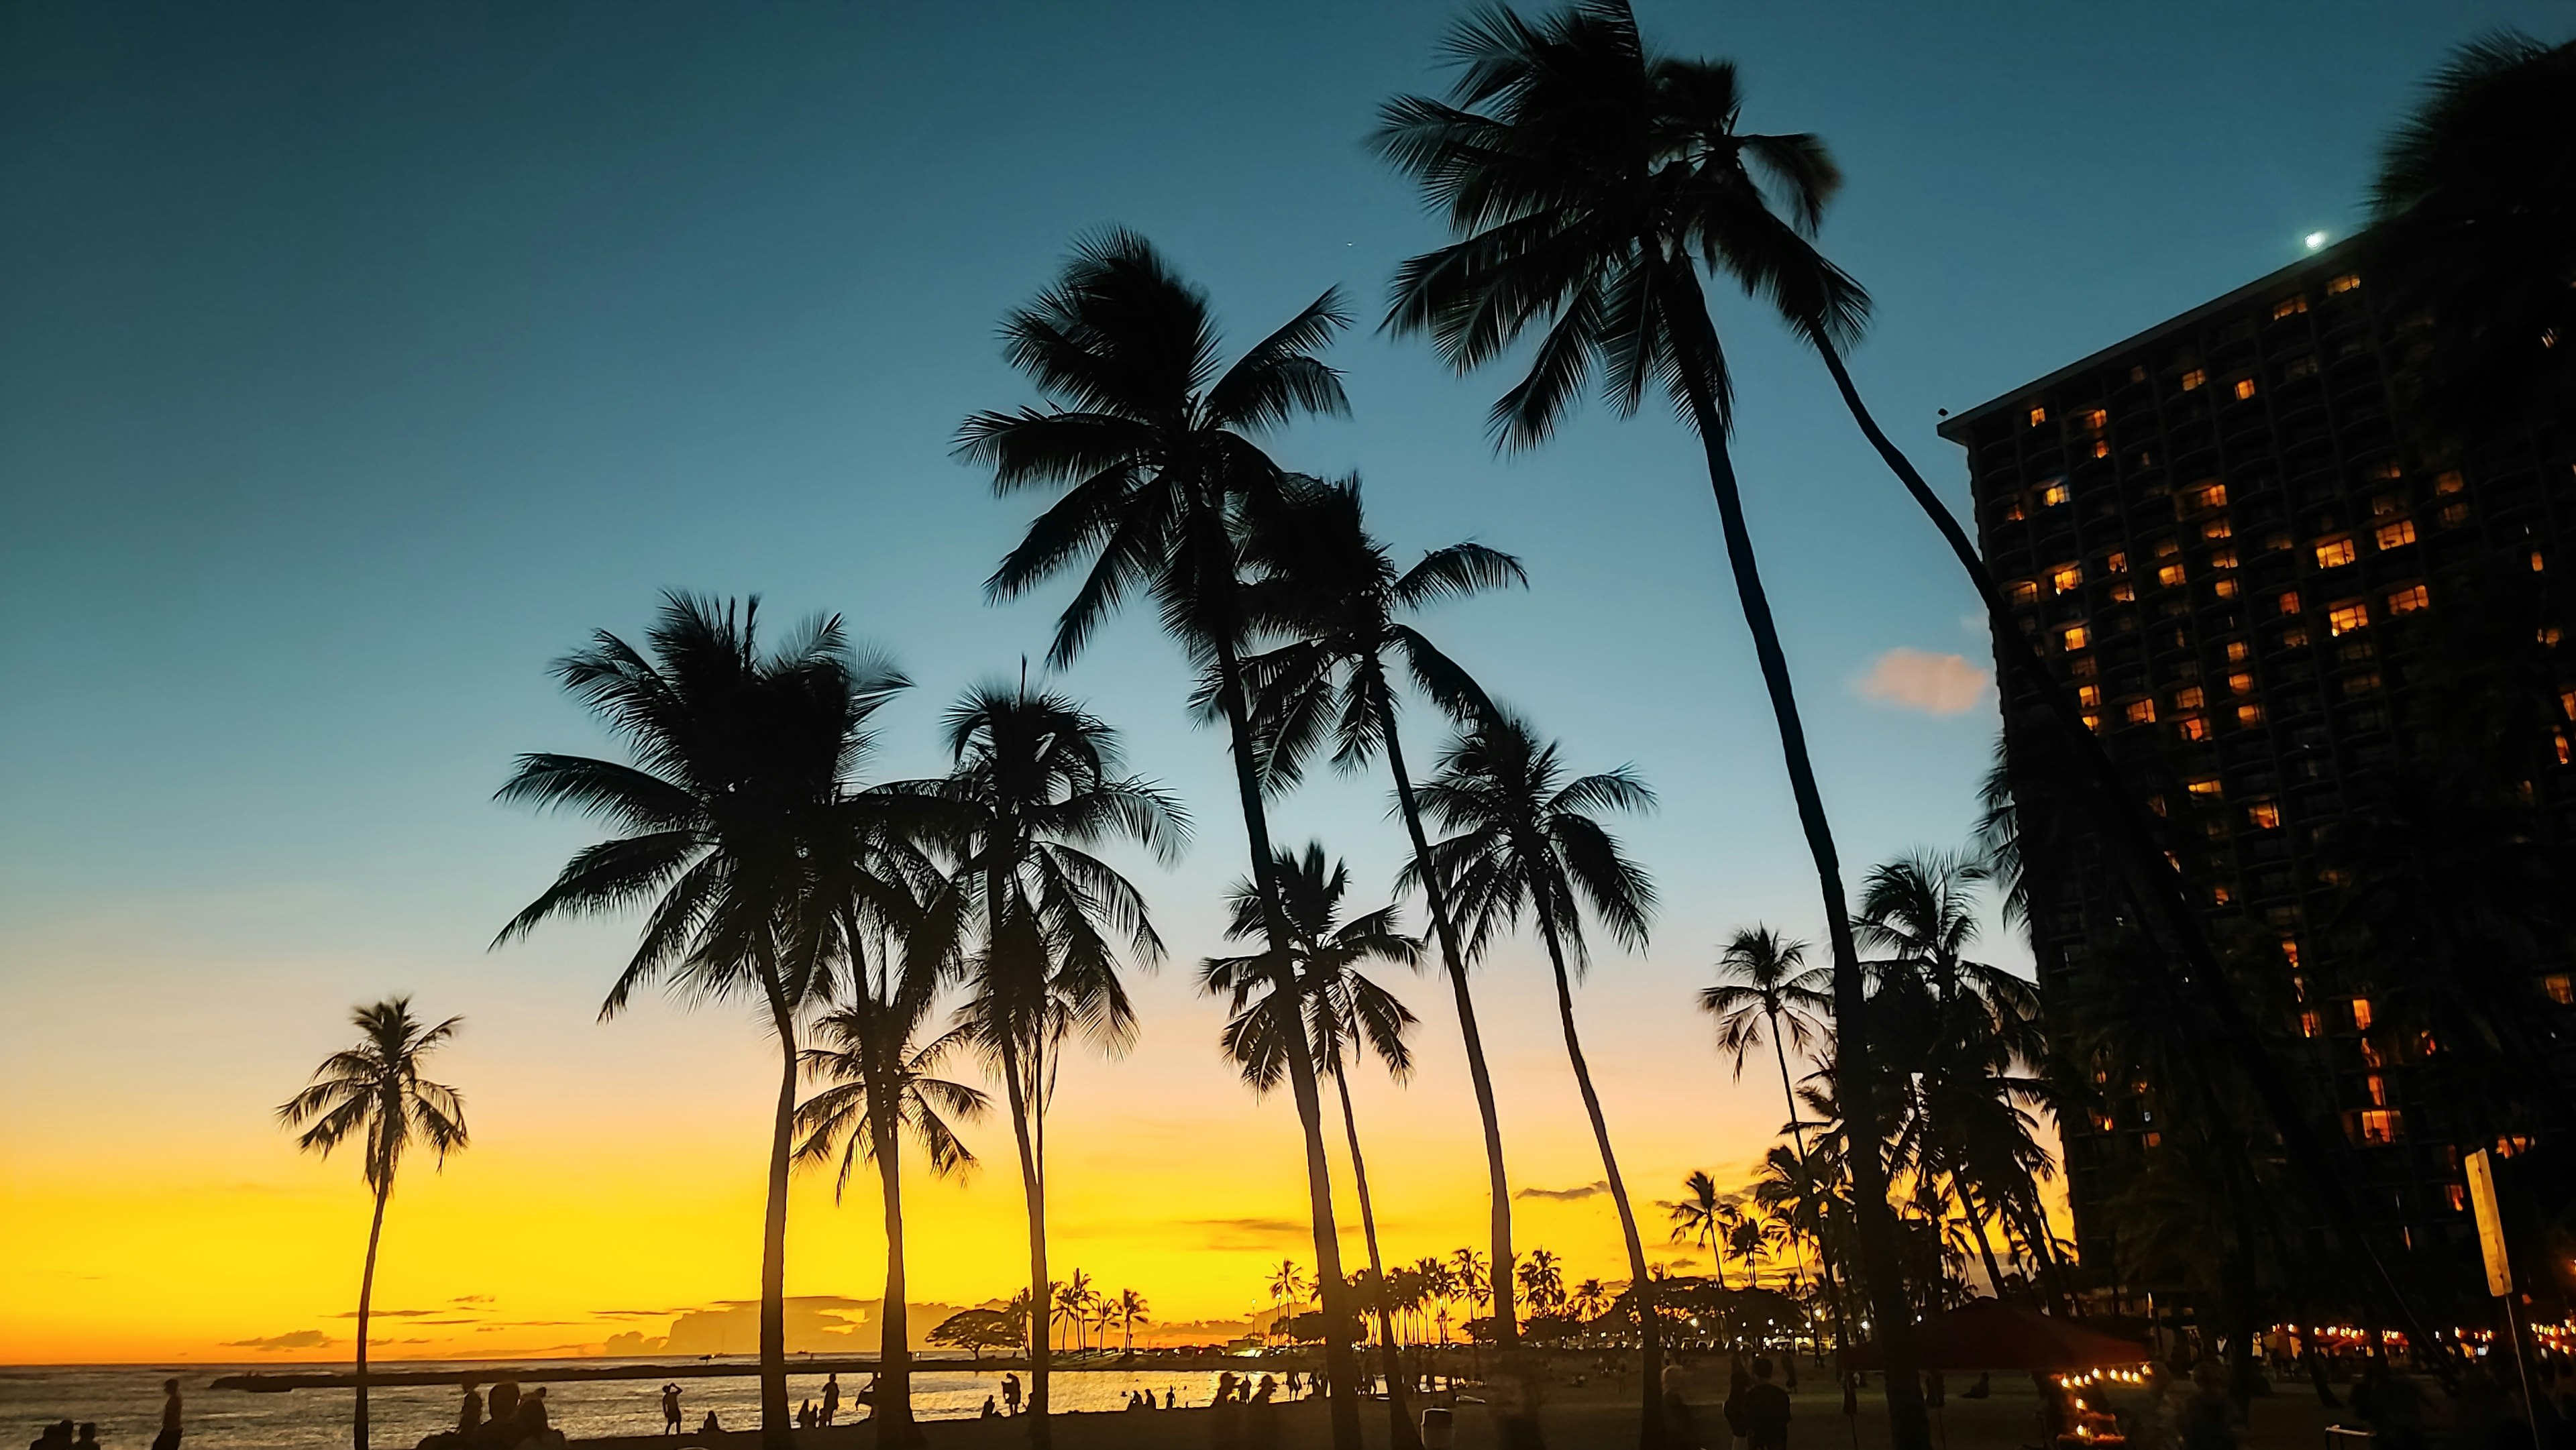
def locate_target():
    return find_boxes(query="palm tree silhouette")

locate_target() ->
[1664,1170,1730,1290]
[1054,1270,1093,1355]
[1702,929,1845,1315]
[1376,13,1923,1434]
[961,230,1367,1449]
[1515,1248,1565,1313]
[1203,842,1425,1447]
[794,903,987,1447]
[1266,1260,1308,1344]
[907,681,1179,1433]
[1116,1289,1150,1358]
[1235,476,1530,1350]
[1414,710,1662,1441]
[494,594,909,1446]
[277,997,468,1450]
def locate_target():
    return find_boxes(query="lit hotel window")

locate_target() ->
[2125,699,2157,725]
[2080,408,2106,431]
[2177,686,2205,710]
[2273,296,2308,320]
[2008,579,2039,606]
[2104,551,2129,573]
[2314,537,2358,568]
[2374,519,2417,551]
[2050,564,2082,594]
[2358,1110,2402,1145]
[2092,439,2110,459]
[2534,549,2548,573]
[2225,641,2250,663]
[2386,584,2429,616]
[2298,1011,2322,1038]
[2328,601,2371,636]
[2248,801,2281,829]
[2352,998,2373,1030]
[2111,581,2136,602]
[2369,493,2401,516]
[2181,368,2207,391]
[2541,973,2574,1006]
[2237,703,2264,727]
[2278,591,2303,616]
[2040,480,2070,507]
[2229,671,2255,695]
[2435,469,2466,494]
[2029,405,2049,427]
[2231,377,2258,401]
[2326,273,2361,294]
[2158,563,2187,588]
[2367,1074,2389,1107]
[2178,716,2209,741]
[2184,482,2227,511]
[2078,684,2102,708]
[2187,776,2222,798]
[2061,624,2090,651]
[2214,579,2239,599]
[2448,1184,2469,1213]
[2202,518,2233,540]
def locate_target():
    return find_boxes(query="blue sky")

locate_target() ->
[4,0,2565,1348]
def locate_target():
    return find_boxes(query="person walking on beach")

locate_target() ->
[659,1384,682,1435]
[1737,1357,1792,1450]
[822,1372,841,1426]
[152,1378,182,1450]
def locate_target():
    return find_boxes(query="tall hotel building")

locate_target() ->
[1937,243,2574,1302]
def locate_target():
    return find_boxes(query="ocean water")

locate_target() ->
[1,1360,1258,1447]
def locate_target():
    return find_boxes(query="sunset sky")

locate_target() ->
[3,0,2556,1365]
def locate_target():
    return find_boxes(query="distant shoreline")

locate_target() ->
[208,1352,1340,1392]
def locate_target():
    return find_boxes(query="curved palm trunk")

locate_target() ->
[1771,1022,1857,1401]
[1813,341,2433,1347]
[1532,913,1660,1450]
[1211,625,1363,1450]
[1003,1052,1051,1445]
[1955,1177,2009,1298]
[869,1091,921,1447]
[352,1179,388,1450]
[758,987,800,1449]
[1677,366,1930,1450]
[1377,699,1521,1353]
[1333,1067,1422,1450]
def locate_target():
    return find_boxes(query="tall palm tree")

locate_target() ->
[1203,842,1426,1449]
[961,229,1368,1449]
[277,998,468,1450]
[1703,930,1830,1162]
[1414,711,1664,1445]
[494,594,908,1446]
[1116,1290,1150,1357]
[1377,13,1923,1434]
[794,907,987,1448]
[1236,475,1531,1349]
[1664,1170,1730,1290]
[1515,1248,1566,1312]
[905,681,1178,1437]
[1268,1260,1309,1343]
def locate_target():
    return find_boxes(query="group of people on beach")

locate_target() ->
[420,1380,564,1449]
[25,1377,183,1450]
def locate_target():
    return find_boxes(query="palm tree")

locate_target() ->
[1268,1260,1309,1343]
[2367,32,2576,437]
[961,230,1368,1449]
[1377,13,1923,1434]
[1664,1170,1730,1290]
[1236,476,1532,1349]
[1571,1278,1609,1325]
[1116,1290,1150,1357]
[1203,842,1425,1447]
[1701,929,1844,1309]
[794,907,987,1448]
[1055,1271,1093,1355]
[1414,711,1664,1443]
[1516,1248,1566,1312]
[494,594,908,1446]
[277,998,468,1450]
[909,681,1179,1435]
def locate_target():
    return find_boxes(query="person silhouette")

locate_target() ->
[152,1378,182,1450]
[822,1372,841,1425]
[72,1429,100,1449]
[488,1382,521,1429]
[35,1422,74,1448]
[698,1410,722,1435]
[981,1396,998,1418]
[458,1383,484,1435]
[660,1384,682,1436]
[1164,1388,1175,1410]
[1002,1373,1022,1416]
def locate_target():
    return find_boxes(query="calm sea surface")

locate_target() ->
[1,1359,1254,1447]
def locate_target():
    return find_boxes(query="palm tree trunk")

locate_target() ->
[870,1090,921,1447]
[1677,364,1930,1450]
[1002,1054,1051,1446]
[1812,340,2433,1347]
[1532,913,1661,1450]
[758,986,798,1449]
[1334,1066,1422,1450]
[1377,696,1521,1352]
[1210,625,1363,1450]
[1956,1180,2008,1298]
[353,1178,388,1450]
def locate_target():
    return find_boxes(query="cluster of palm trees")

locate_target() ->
[1044,1274,1149,1357]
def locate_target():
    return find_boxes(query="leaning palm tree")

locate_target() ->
[1236,476,1530,1349]
[278,998,468,1450]
[1703,930,1831,1162]
[905,681,1179,1436]
[1414,710,1663,1444]
[1377,13,1922,1433]
[960,229,1368,1449]
[494,594,910,1447]
[794,906,987,1448]
[1203,842,1426,1449]
[1116,1290,1150,1357]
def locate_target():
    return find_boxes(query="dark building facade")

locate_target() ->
[1937,241,2575,1308]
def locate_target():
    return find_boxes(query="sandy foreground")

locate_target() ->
[570,1374,2349,1450]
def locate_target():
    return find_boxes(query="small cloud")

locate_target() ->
[1181,1217,1308,1250]
[1855,648,1991,716]
[453,1294,494,1304]
[1515,1181,1609,1203]
[221,1330,332,1351]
